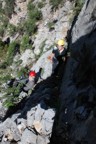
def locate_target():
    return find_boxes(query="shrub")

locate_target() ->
[27,2,42,20]
[7,24,17,36]
[47,22,55,31]
[0,38,4,49]
[24,2,42,35]
[0,74,11,82]
[16,2,42,35]
[6,42,18,65]
[50,0,64,10]
[24,19,37,35]
[0,42,8,62]
[37,2,45,9]
[0,62,8,69]
[69,0,85,23]
[0,14,9,37]
[17,67,28,78]
[73,0,85,15]
[3,82,24,108]
[20,35,32,51]
[4,0,15,18]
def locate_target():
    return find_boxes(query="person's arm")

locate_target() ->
[47,53,55,62]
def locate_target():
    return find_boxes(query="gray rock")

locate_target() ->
[75,106,89,120]
[31,50,58,80]
[27,108,35,129]
[11,112,21,122]
[40,119,53,135]
[37,135,48,144]
[20,49,35,67]
[34,104,45,121]
[43,108,55,122]
[0,118,21,143]
[21,129,37,144]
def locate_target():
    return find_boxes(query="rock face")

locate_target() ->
[0,73,58,143]
[33,0,72,52]
[54,0,96,143]
[31,49,58,80]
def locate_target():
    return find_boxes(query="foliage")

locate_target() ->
[69,0,85,23]
[50,0,64,10]
[73,0,85,15]
[23,2,42,35]
[28,4,42,21]
[3,82,24,108]
[0,62,8,69]
[0,74,11,83]
[20,35,32,51]
[17,67,29,78]
[24,19,37,35]
[0,38,4,49]
[37,1,45,9]
[0,40,7,62]
[0,2,4,13]
[7,24,17,36]
[6,42,18,65]
[4,0,15,18]
[0,14,9,37]
[47,22,55,30]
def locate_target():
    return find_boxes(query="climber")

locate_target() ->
[23,70,36,92]
[48,39,67,76]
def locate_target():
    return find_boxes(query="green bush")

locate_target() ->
[3,82,24,108]
[0,38,4,49]
[37,2,45,9]
[20,35,32,51]
[47,22,54,30]
[6,42,18,65]
[50,0,64,10]
[0,2,4,13]
[17,67,28,78]
[16,2,42,35]
[7,24,17,36]
[0,14,9,37]
[24,2,42,35]
[73,0,85,15]
[0,74,11,82]
[0,62,8,69]
[4,0,15,18]
[69,0,85,23]
[24,19,37,35]
[28,9,42,21]
[0,42,7,62]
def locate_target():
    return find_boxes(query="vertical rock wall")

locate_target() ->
[56,0,96,143]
